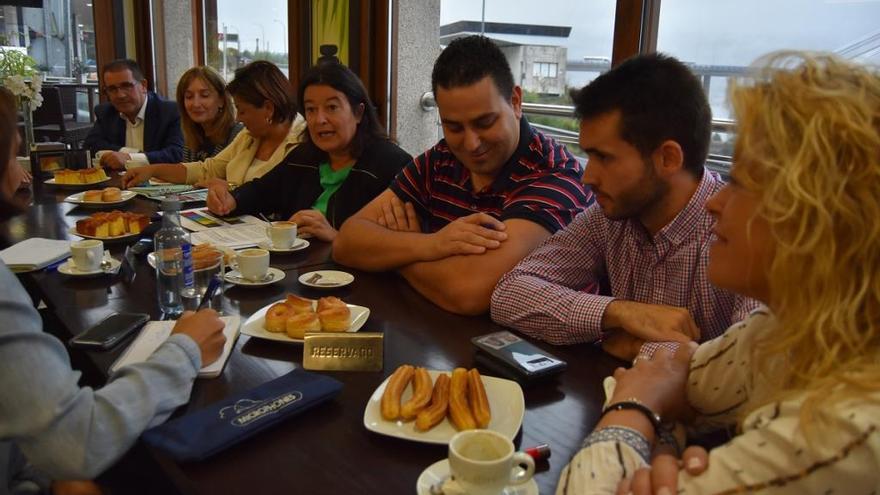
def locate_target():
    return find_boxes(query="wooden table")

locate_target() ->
[7,179,622,495]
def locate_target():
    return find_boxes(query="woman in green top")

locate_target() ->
[205,61,411,241]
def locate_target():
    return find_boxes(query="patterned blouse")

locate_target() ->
[181,122,244,163]
[556,308,880,494]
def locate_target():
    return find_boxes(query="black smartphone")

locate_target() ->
[69,313,150,350]
[472,331,567,384]
[129,238,154,257]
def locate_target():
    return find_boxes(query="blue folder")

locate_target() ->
[142,368,343,461]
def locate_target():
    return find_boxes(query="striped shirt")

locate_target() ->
[491,170,759,345]
[389,117,590,234]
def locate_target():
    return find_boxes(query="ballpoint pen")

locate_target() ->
[196,274,223,311]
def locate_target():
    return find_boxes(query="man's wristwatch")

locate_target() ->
[599,397,662,433]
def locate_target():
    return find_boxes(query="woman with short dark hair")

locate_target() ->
[122,60,305,188]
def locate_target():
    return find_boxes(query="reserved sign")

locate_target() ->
[303,332,384,371]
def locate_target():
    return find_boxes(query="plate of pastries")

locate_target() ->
[46,168,110,187]
[70,210,151,241]
[363,365,524,445]
[240,294,370,343]
[65,187,137,207]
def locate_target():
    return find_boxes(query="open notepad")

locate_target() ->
[0,238,71,272]
[111,315,240,378]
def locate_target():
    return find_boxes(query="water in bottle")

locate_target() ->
[154,198,193,318]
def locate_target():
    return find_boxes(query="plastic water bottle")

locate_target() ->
[154,198,193,318]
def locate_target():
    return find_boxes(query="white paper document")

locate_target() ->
[111,315,240,379]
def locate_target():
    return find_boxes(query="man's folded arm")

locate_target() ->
[399,219,551,315]
[490,214,611,343]
[333,189,440,271]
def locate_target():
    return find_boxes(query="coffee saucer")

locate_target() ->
[298,270,354,288]
[57,258,122,277]
[258,238,309,253]
[416,459,538,495]
[224,267,285,287]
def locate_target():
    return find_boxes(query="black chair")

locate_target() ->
[32,86,93,148]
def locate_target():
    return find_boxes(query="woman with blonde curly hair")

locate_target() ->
[557,51,880,494]
[176,66,243,162]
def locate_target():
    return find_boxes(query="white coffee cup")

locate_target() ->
[70,239,104,272]
[236,248,270,281]
[267,221,297,249]
[446,430,535,495]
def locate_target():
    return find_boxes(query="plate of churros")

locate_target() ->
[363,366,524,445]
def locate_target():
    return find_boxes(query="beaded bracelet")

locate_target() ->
[599,398,662,434]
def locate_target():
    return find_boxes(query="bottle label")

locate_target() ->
[182,242,194,288]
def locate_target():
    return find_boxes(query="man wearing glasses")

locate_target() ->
[84,59,183,169]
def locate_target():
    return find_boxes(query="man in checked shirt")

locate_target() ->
[491,53,759,360]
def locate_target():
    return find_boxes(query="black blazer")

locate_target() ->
[83,91,184,164]
[232,139,412,229]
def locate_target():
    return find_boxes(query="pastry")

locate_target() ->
[82,190,103,202]
[122,212,149,233]
[415,373,450,431]
[316,296,345,312]
[380,364,414,420]
[264,302,293,333]
[318,305,350,332]
[448,368,477,431]
[285,294,315,314]
[467,368,491,428]
[101,187,122,202]
[285,312,321,339]
[400,367,433,421]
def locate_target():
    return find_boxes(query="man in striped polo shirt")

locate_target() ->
[333,35,591,315]
[491,54,758,360]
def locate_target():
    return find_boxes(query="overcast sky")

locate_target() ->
[215,0,880,67]
[441,0,880,66]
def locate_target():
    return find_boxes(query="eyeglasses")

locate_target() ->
[102,81,139,96]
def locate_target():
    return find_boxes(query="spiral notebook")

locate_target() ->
[0,238,71,272]
[111,315,240,378]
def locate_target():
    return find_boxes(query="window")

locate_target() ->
[0,1,96,80]
[440,0,616,158]
[657,0,880,159]
[203,0,288,81]
[533,62,558,78]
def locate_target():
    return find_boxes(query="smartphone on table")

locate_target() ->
[69,312,150,350]
[472,330,567,384]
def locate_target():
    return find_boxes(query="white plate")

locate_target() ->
[363,370,524,445]
[67,226,143,243]
[298,270,354,288]
[258,238,310,253]
[45,177,111,188]
[64,190,137,207]
[240,298,370,343]
[224,267,285,287]
[57,257,121,277]
[416,459,538,495]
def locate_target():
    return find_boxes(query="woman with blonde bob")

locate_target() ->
[557,52,880,494]
[176,66,243,162]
